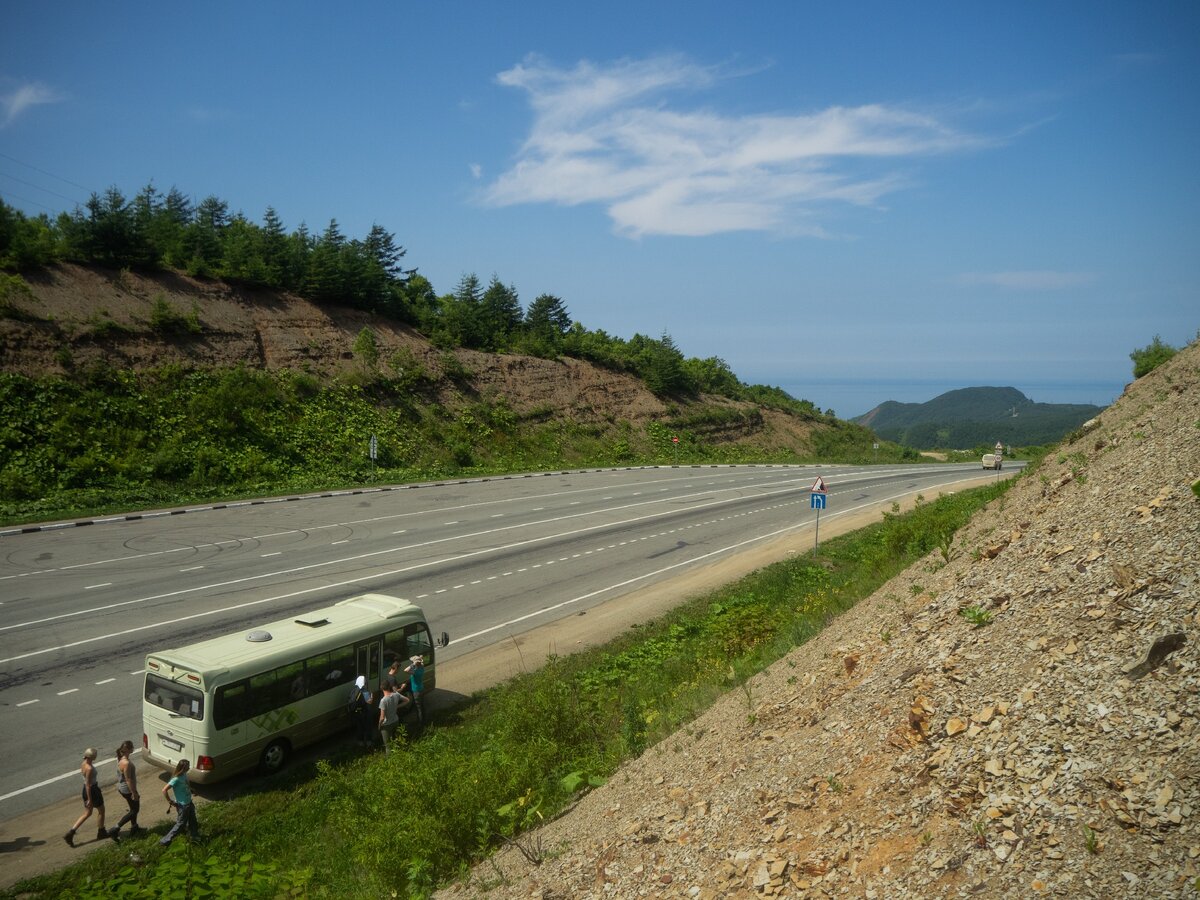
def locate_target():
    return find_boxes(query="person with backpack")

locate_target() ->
[348,676,375,746]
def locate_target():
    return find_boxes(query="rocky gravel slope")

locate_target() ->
[437,341,1200,899]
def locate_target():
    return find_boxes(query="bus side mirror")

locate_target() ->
[437,632,450,648]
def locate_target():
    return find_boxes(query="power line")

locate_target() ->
[0,188,59,213]
[0,150,95,193]
[0,171,85,206]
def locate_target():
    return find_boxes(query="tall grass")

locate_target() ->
[3,479,1013,900]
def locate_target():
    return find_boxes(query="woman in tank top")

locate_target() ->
[108,740,142,839]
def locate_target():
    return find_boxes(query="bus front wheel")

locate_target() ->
[259,739,290,775]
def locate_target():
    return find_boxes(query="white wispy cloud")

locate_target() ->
[956,271,1096,290]
[1,82,63,127]
[469,163,482,179]
[484,54,985,238]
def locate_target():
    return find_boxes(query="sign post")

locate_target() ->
[810,476,828,557]
[369,433,378,472]
[672,435,679,465]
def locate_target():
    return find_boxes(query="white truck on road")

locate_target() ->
[982,453,1002,470]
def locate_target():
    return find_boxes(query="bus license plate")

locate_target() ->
[160,735,184,752]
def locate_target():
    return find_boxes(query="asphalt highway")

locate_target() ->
[0,462,1019,821]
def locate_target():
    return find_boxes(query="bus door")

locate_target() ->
[356,639,382,687]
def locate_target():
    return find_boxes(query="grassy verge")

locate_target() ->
[2,478,1014,900]
[0,367,919,527]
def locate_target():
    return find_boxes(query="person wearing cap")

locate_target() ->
[404,655,425,724]
[64,747,116,847]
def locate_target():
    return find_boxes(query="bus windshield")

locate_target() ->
[145,672,205,720]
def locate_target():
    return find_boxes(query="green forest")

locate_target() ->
[0,189,819,408]
[0,187,906,524]
[855,387,1103,449]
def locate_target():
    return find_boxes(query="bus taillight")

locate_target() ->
[196,755,215,772]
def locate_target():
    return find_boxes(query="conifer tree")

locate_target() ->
[260,206,289,288]
[481,276,522,350]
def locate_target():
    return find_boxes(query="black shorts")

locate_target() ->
[81,782,103,808]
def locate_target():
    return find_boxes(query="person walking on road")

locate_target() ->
[64,747,116,846]
[160,759,201,846]
[109,740,142,839]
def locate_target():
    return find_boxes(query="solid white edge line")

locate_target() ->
[0,757,114,803]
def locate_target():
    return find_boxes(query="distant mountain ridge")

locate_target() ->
[853,386,1103,449]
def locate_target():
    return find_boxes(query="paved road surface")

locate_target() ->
[0,463,1018,888]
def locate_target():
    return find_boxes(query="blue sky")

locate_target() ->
[3,2,1196,417]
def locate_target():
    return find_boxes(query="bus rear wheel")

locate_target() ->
[259,739,290,775]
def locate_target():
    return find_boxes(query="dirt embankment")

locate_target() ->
[1,263,820,453]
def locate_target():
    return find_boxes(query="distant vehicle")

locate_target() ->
[982,454,1002,470]
[142,593,448,783]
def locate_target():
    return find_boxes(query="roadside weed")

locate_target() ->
[959,605,993,628]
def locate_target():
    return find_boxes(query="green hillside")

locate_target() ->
[853,386,1103,449]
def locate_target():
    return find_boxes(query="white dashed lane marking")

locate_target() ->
[10,485,847,707]
[409,495,812,602]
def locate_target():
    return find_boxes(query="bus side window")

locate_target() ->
[405,625,433,662]
[276,661,305,704]
[305,651,331,691]
[326,644,354,689]
[215,682,248,730]
[249,670,277,718]
[383,627,406,667]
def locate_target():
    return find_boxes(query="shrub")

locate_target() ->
[0,272,37,320]
[1129,335,1177,379]
[352,327,379,369]
[149,294,201,335]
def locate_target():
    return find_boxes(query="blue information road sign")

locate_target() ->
[810,493,827,510]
